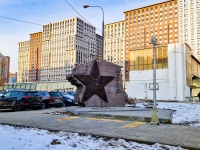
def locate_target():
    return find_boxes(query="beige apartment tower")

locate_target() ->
[29,32,42,82]
[104,21,125,79]
[0,54,9,85]
[96,34,103,62]
[179,0,200,60]
[18,41,30,82]
[41,17,101,81]
[124,0,178,80]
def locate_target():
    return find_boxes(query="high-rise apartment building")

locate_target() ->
[29,32,42,82]
[96,34,103,62]
[104,21,125,79]
[0,54,9,85]
[6,56,10,83]
[9,72,17,83]
[18,41,30,82]
[179,0,200,60]
[41,17,100,81]
[124,0,178,80]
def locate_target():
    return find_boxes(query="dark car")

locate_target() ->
[0,91,4,96]
[37,91,51,109]
[67,92,76,97]
[0,90,43,111]
[58,92,77,107]
[37,91,63,109]
[48,92,64,107]
[5,88,27,93]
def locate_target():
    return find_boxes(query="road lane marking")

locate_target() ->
[87,118,125,122]
[122,122,146,128]
[58,116,80,121]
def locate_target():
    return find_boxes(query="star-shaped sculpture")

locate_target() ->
[75,60,115,102]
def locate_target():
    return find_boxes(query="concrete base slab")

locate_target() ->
[66,106,174,124]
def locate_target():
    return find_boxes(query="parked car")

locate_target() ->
[0,90,43,111]
[5,88,27,93]
[67,92,76,97]
[58,92,77,107]
[37,91,63,109]
[48,92,64,108]
[0,91,4,97]
[37,91,51,109]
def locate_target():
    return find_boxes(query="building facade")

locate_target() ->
[18,41,30,82]
[126,43,193,101]
[0,54,9,86]
[124,0,178,81]
[104,21,125,79]
[29,32,42,82]
[96,34,103,62]
[9,72,17,83]
[179,0,200,60]
[41,17,101,81]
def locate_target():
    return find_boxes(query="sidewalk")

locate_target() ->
[66,106,174,124]
[0,107,199,149]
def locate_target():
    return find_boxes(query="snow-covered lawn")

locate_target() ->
[158,102,200,126]
[136,102,200,126]
[0,125,186,150]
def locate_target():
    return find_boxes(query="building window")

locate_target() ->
[129,46,168,71]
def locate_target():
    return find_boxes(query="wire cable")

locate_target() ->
[0,15,42,26]
[63,0,102,31]
[63,0,126,41]
[64,0,110,34]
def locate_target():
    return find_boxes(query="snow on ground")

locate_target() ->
[0,124,186,150]
[158,102,200,126]
[0,102,198,149]
[136,102,200,126]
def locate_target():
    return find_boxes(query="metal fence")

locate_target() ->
[0,81,76,92]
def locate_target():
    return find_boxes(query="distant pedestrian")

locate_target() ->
[198,92,200,101]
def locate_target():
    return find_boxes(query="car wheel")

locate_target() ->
[62,102,66,107]
[42,102,47,109]
[13,103,21,111]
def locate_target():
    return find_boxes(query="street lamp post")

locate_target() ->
[83,5,104,108]
[150,36,159,125]
[83,5,104,61]
[36,48,39,81]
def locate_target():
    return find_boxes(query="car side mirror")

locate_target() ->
[1,95,5,98]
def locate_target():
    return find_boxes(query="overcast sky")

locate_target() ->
[0,0,163,72]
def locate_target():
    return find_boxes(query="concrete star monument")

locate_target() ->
[67,60,125,107]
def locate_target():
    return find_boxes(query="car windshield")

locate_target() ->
[68,92,76,96]
[62,92,74,99]
[60,92,70,96]
[11,91,21,97]
[38,92,47,96]
[26,92,39,96]
[3,91,20,98]
[49,92,61,97]
[3,92,11,98]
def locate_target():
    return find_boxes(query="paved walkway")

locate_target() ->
[66,106,173,124]
[0,108,200,149]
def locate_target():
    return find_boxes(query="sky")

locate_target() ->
[0,0,164,73]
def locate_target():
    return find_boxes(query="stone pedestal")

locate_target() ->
[67,60,125,107]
